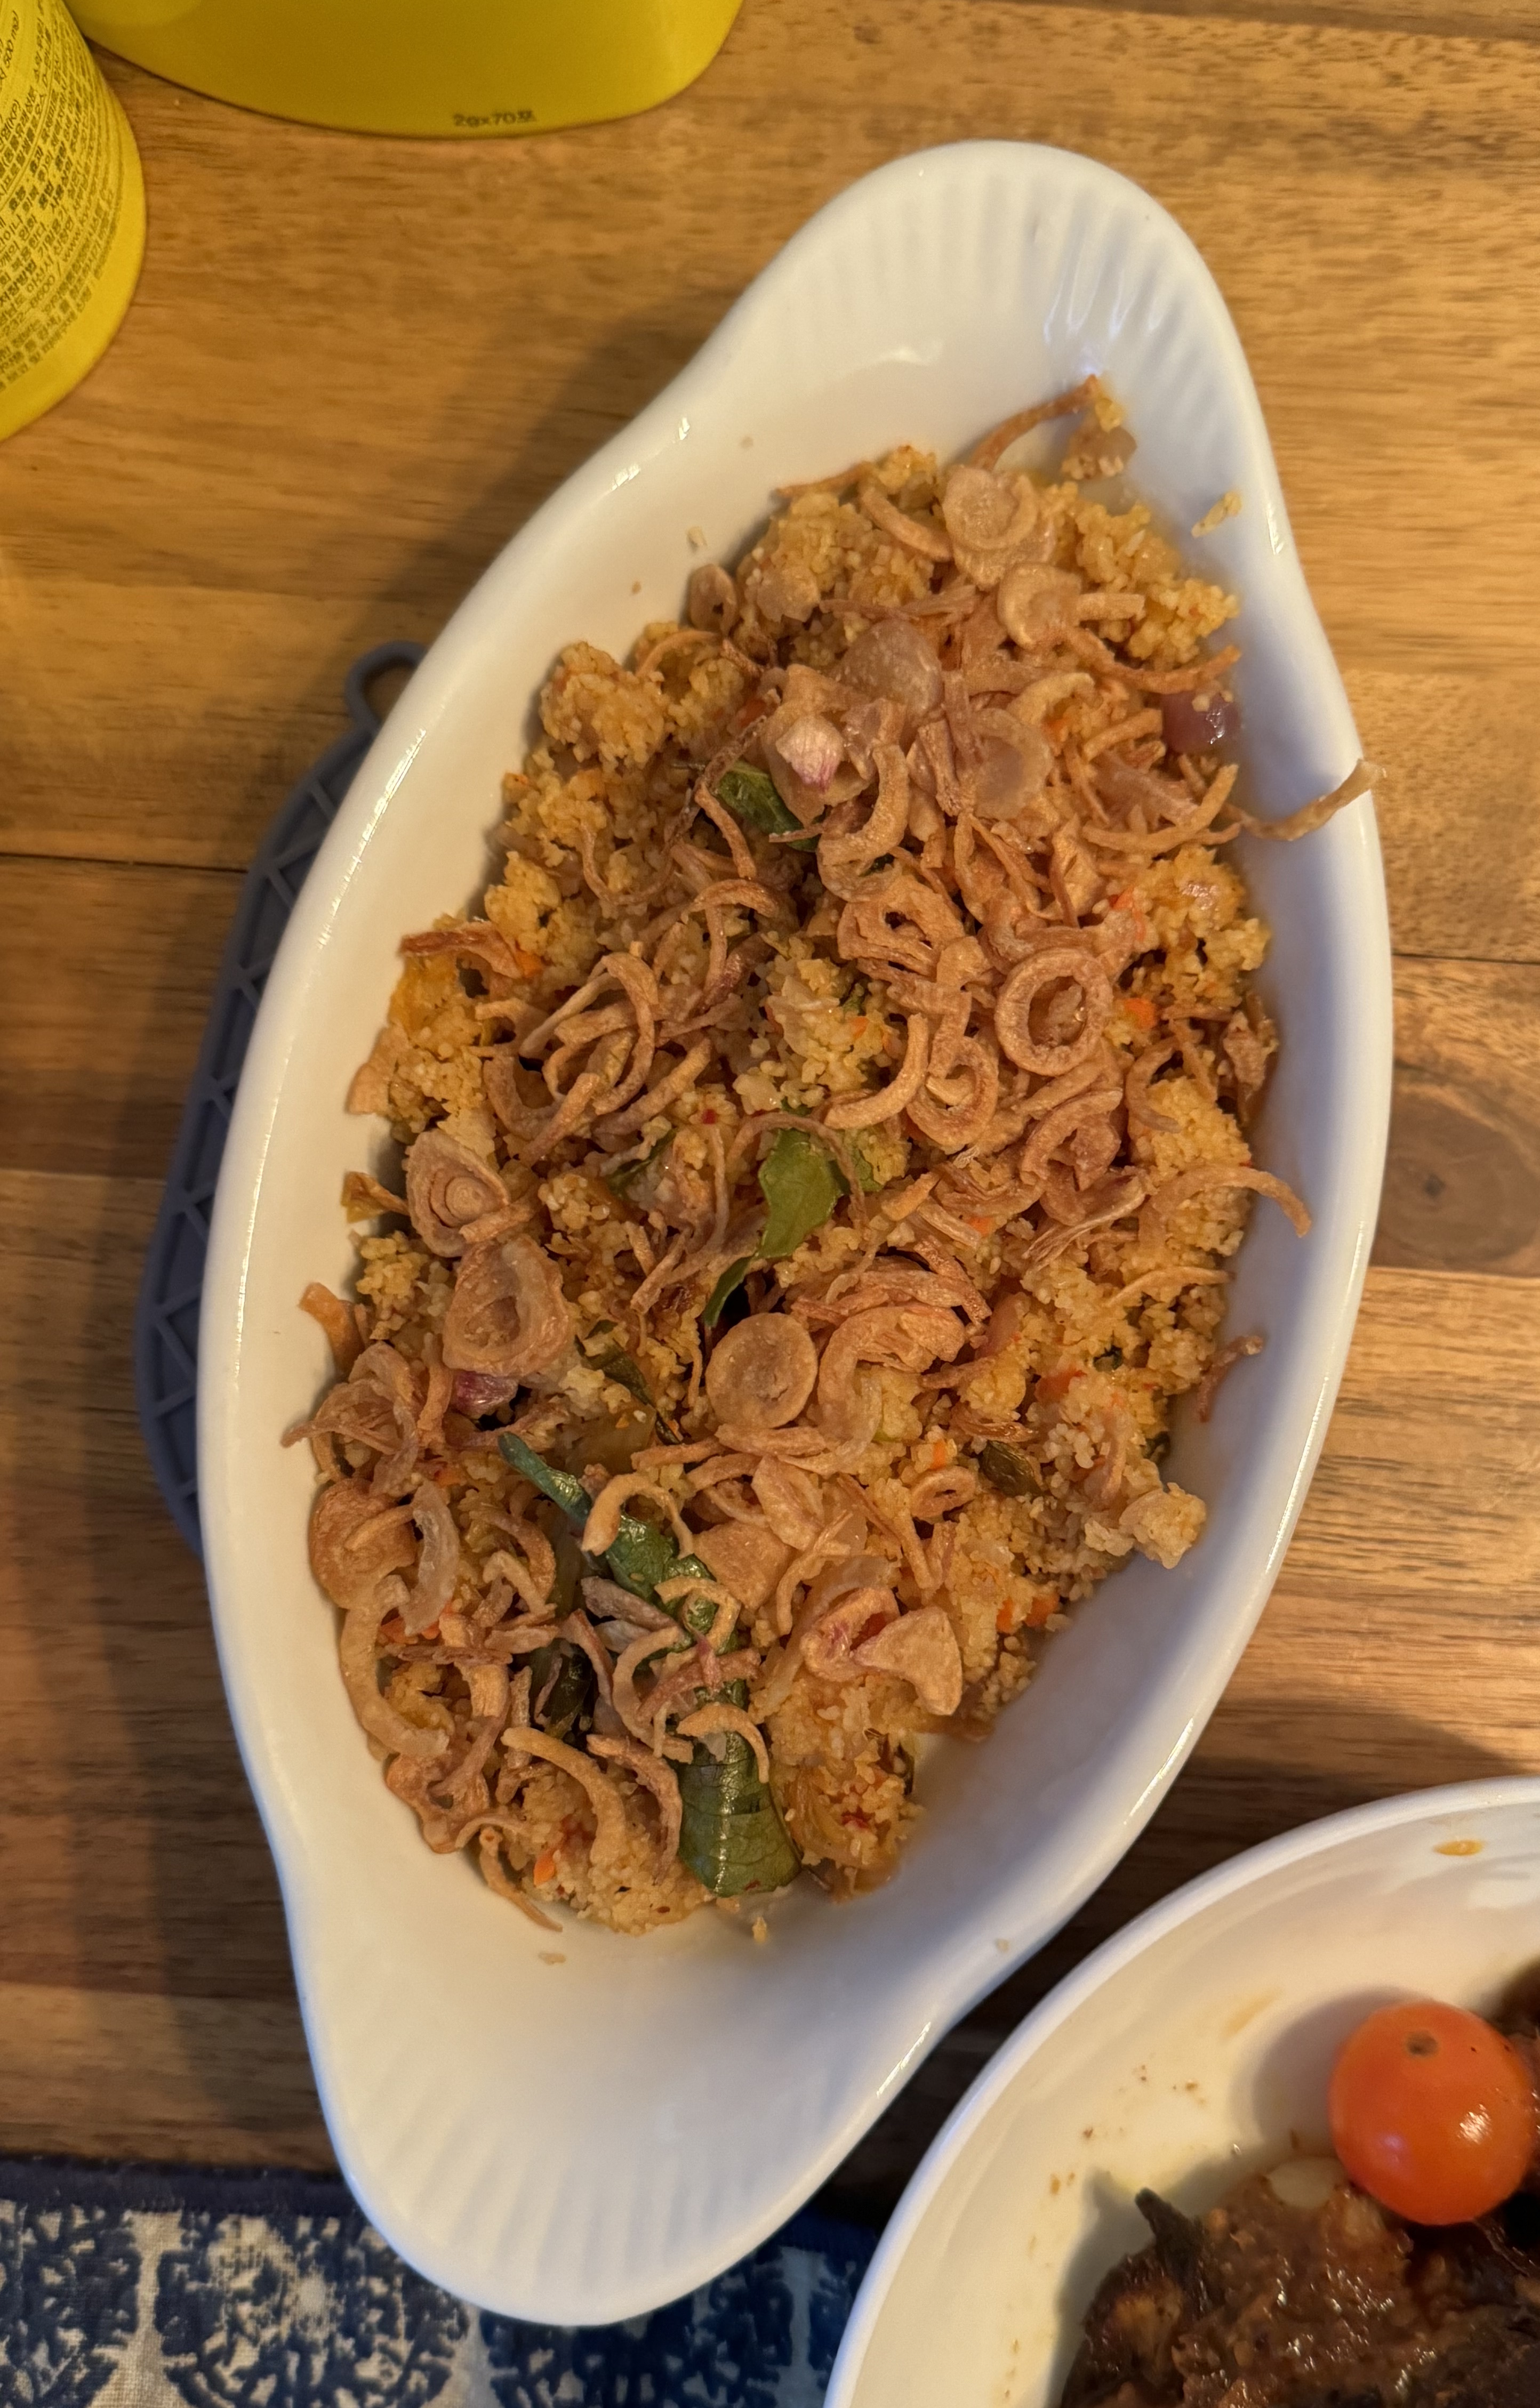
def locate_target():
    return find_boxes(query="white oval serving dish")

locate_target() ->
[827,1777,1540,2408]
[200,140,1391,2323]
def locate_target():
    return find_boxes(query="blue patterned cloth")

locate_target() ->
[0,2160,876,2408]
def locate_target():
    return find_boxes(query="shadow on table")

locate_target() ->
[315,299,731,855]
[812,1705,1525,2229]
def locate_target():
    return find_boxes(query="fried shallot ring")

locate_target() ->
[824,1014,931,1130]
[586,1735,684,1873]
[1219,758,1376,842]
[704,1314,819,1430]
[816,1304,966,1441]
[300,1282,362,1378]
[857,479,953,562]
[442,1233,573,1380]
[993,949,1114,1077]
[405,1129,507,1258]
[503,1729,630,1871]
[854,1604,964,1717]
[968,376,1100,472]
[1192,1331,1265,1422]
[612,1625,692,1748]
[596,1038,713,1140]
[676,1704,772,1784]
[1142,1163,1311,1242]
[581,1474,696,1559]
[340,1583,446,1760]
[1081,765,1239,855]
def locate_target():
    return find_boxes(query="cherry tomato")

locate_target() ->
[1328,2000,1537,2224]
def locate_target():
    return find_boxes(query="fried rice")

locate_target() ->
[288,379,1366,1936]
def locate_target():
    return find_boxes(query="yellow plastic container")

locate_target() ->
[0,0,145,442]
[68,0,743,139]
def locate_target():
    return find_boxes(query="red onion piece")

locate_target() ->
[776,712,846,793]
[450,1371,517,1419]
[1161,687,1241,754]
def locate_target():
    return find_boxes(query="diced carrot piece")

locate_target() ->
[532,1849,559,1886]
[1125,995,1157,1030]
[514,947,543,980]
[1036,1364,1080,1403]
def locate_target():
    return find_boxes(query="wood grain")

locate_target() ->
[2,0,1538,2218]
[0,1986,328,2169]
[1034,0,1540,36]
[1376,960,1540,1278]
[0,859,239,1180]
[9,1,1540,871]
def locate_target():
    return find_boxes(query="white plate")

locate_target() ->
[827,1778,1540,2408]
[200,140,1391,2323]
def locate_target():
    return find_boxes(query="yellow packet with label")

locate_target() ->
[0,0,144,442]
[69,0,743,139]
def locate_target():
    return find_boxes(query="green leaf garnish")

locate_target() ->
[498,1434,795,1890]
[703,1255,754,1327]
[717,762,799,836]
[758,1126,847,1261]
[678,1737,800,1897]
[604,1131,672,1198]
[581,1325,683,1447]
[500,1433,590,1523]
[496,1432,716,1629]
[716,761,817,852]
[527,1639,593,1741]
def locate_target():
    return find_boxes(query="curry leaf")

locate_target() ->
[499,1433,590,1523]
[758,1126,847,1261]
[496,1434,717,1632]
[678,1734,800,1897]
[604,1131,672,1199]
[581,1325,683,1447]
[716,761,814,848]
[703,1254,755,1328]
[500,1436,792,1887]
[848,1135,884,1195]
[527,1640,593,1742]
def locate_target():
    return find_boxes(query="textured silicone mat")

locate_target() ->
[0,2155,876,2406]
[133,643,426,1557]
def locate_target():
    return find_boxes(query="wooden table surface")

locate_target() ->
[4,0,1539,2229]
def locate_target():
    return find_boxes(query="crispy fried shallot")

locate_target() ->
[310,381,1335,1931]
[704,1315,818,1430]
[405,1129,507,1257]
[586,1735,683,1872]
[442,1234,573,1378]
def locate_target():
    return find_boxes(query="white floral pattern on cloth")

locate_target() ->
[0,2164,875,2408]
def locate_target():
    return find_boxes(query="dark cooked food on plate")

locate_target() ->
[1062,1995,1540,2406]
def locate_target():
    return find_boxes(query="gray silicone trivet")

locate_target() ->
[133,642,426,1557]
